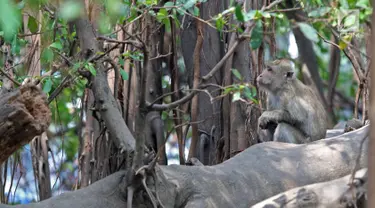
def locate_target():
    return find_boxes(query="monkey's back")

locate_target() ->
[267,80,327,141]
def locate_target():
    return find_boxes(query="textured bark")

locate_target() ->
[144,17,167,165]
[0,84,51,164]
[181,0,224,164]
[1,125,368,208]
[367,3,375,205]
[327,35,341,124]
[252,168,367,208]
[74,18,135,153]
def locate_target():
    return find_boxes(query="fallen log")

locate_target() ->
[252,168,367,208]
[0,84,51,164]
[1,125,368,208]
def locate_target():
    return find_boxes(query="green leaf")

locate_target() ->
[356,0,369,8]
[232,92,241,102]
[156,8,168,22]
[244,10,256,21]
[254,10,263,19]
[27,16,38,33]
[50,42,63,50]
[183,0,197,9]
[308,7,330,17]
[231,69,242,80]
[235,5,244,22]
[42,47,54,63]
[107,0,128,18]
[120,69,129,80]
[43,78,53,93]
[161,111,168,120]
[193,6,200,16]
[243,86,253,99]
[72,62,82,71]
[297,22,319,43]
[261,12,271,18]
[343,14,357,28]
[98,14,112,34]
[59,1,82,21]
[0,0,21,42]
[250,20,263,49]
[85,63,97,76]
[164,1,174,8]
[215,14,225,31]
[223,86,234,95]
[11,36,20,55]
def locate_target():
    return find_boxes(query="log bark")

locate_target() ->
[252,168,367,208]
[1,125,368,208]
[0,84,51,164]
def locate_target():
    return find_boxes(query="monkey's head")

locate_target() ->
[256,59,295,93]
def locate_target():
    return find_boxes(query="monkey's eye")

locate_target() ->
[266,67,272,72]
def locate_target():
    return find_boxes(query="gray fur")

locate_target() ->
[257,59,327,144]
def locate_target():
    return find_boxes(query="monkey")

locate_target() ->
[256,59,328,144]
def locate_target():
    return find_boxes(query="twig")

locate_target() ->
[102,57,120,99]
[97,36,143,48]
[0,67,21,86]
[148,0,282,111]
[149,52,173,60]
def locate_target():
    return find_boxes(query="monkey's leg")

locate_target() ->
[273,123,307,144]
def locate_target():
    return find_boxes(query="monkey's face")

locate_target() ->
[257,64,294,93]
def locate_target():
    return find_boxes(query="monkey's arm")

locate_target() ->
[258,110,293,129]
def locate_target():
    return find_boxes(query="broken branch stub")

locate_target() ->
[0,84,51,164]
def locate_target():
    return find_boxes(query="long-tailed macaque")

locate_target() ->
[257,59,327,144]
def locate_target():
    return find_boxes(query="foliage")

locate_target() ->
[0,0,372,203]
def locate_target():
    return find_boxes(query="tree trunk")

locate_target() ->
[1,125,368,208]
[0,84,51,164]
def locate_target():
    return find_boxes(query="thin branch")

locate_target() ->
[102,57,120,99]
[97,36,143,48]
[148,0,282,112]
[0,67,21,86]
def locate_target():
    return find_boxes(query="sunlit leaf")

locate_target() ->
[356,0,369,8]
[157,8,168,22]
[261,12,271,18]
[343,14,357,28]
[338,40,347,50]
[244,10,256,21]
[232,92,241,102]
[215,14,225,31]
[297,22,319,42]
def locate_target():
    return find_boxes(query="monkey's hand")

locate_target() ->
[258,111,278,129]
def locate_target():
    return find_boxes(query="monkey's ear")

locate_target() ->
[286,71,294,78]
